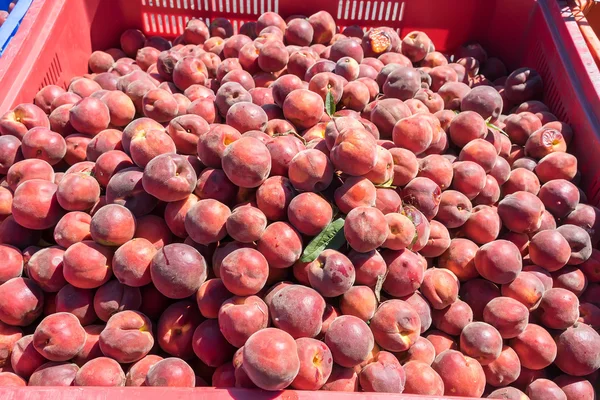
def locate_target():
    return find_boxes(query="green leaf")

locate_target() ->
[300,218,346,262]
[485,117,509,138]
[325,89,336,117]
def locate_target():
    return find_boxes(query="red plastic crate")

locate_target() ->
[0,1,598,397]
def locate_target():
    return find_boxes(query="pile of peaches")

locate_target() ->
[0,9,597,399]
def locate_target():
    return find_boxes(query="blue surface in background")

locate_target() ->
[0,0,34,56]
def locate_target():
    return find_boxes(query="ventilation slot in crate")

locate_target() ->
[337,0,404,24]
[39,54,63,91]
[532,40,569,123]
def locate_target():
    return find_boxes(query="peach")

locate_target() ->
[369,299,420,352]
[431,299,473,336]
[0,244,22,286]
[501,271,545,311]
[69,77,103,98]
[287,192,332,236]
[255,178,295,219]
[72,324,104,366]
[474,239,522,284]
[11,178,63,230]
[369,99,411,139]
[221,137,271,188]
[535,152,578,183]
[100,90,135,127]
[183,19,209,44]
[267,284,326,339]
[120,28,145,56]
[401,206,430,252]
[129,128,177,169]
[460,278,501,320]
[403,360,444,395]
[218,295,269,347]
[194,168,237,206]
[33,312,85,361]
[345,250,385,288]
[325,315,374,367]
[141,88,178,122]
[144,357,195,387]
[184,199,230,245]
[282,89,324,130]
[26,246,66,292]
[431,349,486,397]
[320,364,358,391]
[483,297,529,339]
[449,111,487,148]
[172,57,208,91]
[0,136,23,175]
[304,249,354,297]
[381,212,416,250]
[526,379,567,400]
[375,188,402,215]
[509,324,556,370]
[55,171,100,211]
[89,204,136,247]
[125,355,164,386]
[488,387,530,399]
[554,322,600,376]
[399,291,431,334]
[257,222,303,269]
[192,319,235,367]
[265,135,305,177]
[225,205,267,244]
[451,161,486,200]
[0,103,50,140]
[528,229,570,271]
[438,81,470,110]
[20,127,66,166]
[425,330,458,355]
[0,320,21,368]
[28,361,79,386]
[504,112,542,145]
[93,150,134,187]
[537,287,579,330]
[63,133,91,165]
[195,279,232,319]
[396,336,436,365]
[151,243,207,299]
[35,85,67,113]
[62,240,113,289]
[220,248,268,296]
[133,215,172,249]
[564,204,600,246]
[461,85,503,121]
[106,168,159,217]
[498,191,545,233]
[156,300,202,359]
[553,265,588,296]
[525,128,566,159]
[481,345,521,388]
[55,284,96,325]
[557,224,592,265]
[392,114,433,155]
[0,277,44,326]
[141,153,196,202]
[459,321,503,365]
[417,155,452,191]
[420,268,459,310]
[93,280,141,322]
[10,335,46,378]
[240,328,299,390]
[504,67,543,103]
[344,206,389,253]
[538,179,579,219]
[333,176,377,214]
[69,97,110,135]
[555,375,595,400]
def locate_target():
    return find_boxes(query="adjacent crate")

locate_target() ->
[0,0,34,55]
[0,1,598,397]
